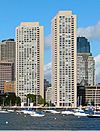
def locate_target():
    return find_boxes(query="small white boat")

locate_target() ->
[7,109,14,112]
[21,110,34,115]
[0,110,8,113]
[44,109,60,114]
[61,110,74,115]
[73,108,89,117]
[74,111,88,116]
[30,112,45,117]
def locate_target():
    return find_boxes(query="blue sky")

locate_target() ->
[0,0,100,81]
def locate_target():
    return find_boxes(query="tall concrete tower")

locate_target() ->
[16,22,44,102]
[52,11,77,107]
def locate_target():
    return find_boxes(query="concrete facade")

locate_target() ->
[52,11,77,107]
[77,53,95,86]
[16,22,44,102]
[0,62,15,93]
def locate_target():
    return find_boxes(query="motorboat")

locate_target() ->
[74,111,88,117]
[73,108,89,117]
[21,109,34,115]
[43,109,60,114]
[61,110,74,115]
[7,109,15,112]
[87,110,100,118]
[30,112,45,117]
[87,114,100,118]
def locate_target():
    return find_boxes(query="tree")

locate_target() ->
[5,93,16,106]
[26,94,46,106]
[15,96,21,106]
[26,94,36,103]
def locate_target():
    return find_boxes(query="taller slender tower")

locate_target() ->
[52,11,77,107]
[16,22,44,102]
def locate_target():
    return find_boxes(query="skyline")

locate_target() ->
[0,0,100,82]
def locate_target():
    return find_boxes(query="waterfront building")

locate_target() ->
[52,11,77,107]
[4,81,15,93]
[85,84,100,106]
[46,86,52,103]
[77,37,90,53]
[0,62,15,93]
[16,22,44,102]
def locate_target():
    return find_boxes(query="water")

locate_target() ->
[0,112,100,130]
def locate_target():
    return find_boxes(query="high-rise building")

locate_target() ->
[77,53,95,86]
[77,37,90,53]
[0,62,15,93]
[52,11,77,107]
[0,39,15,93]
[77,37,95,86]
[0,39,15,63]
[16,22,44,102]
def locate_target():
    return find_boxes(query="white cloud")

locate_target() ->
[45,34,52,47]
[44,62,51,82]
[45,21,100,47]
[94,54,100,83]
[77,21,100,40]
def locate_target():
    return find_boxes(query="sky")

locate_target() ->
[0,0,100,82]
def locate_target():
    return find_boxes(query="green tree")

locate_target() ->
[26,94,36,103]
[26,94,46,106]
[5,93,16,106]
[15,96,21,106]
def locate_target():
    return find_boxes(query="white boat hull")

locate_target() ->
[74,112,88,116]
[44,110,60,114]
[30,112,45,117]
[61,111,74,115]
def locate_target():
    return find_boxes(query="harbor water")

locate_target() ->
[0,112,100,130]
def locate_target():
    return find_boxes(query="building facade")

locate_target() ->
[77,37,90,53]
[44,79,51,100]
[77,37,95,86]
[0,39,15,63]
[52,11,77,107]
[85,85,100,106]
[77,53,95,86]
[46,87,52,103]
[0,62,15,93]
[4,81,15,93]
[16,22,44,102]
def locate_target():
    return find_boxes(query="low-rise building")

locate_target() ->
[4,81,16,93]
[85,85,100,106]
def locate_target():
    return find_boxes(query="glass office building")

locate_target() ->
[77,37,90,53]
